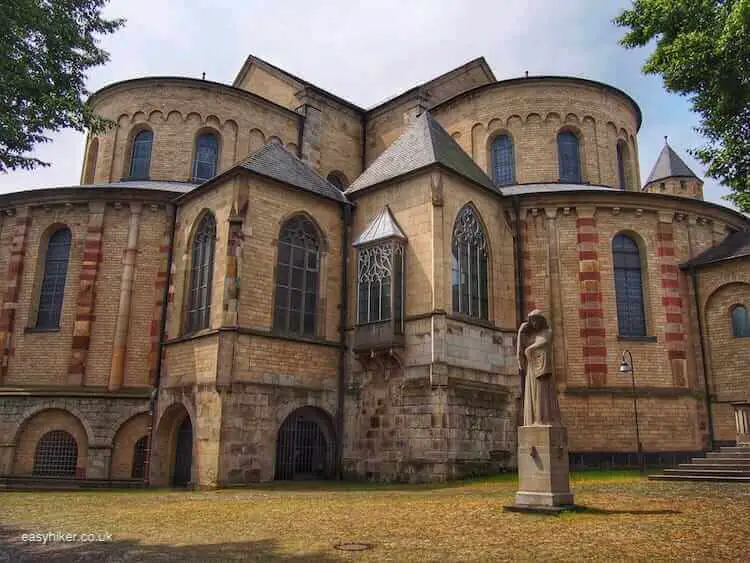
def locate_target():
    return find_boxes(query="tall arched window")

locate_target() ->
[33,430,78,476]
[129,129,153,179]
[731,305,750,337]
[192,132,219,181]
[451,205,489,320]
[613,233,646,337]
[36,227,71,329]
[491,134,515,186]
[131,435,148,479]
[616,141,628,190]
[274,216,320,337]
[186,213,216,333]
[558,131,581,183]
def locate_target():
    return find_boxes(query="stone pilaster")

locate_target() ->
[299,104,322,172]
[68,201,105,385]
[575,207,607,386]
[0,207,30,382]
[520,210,535,313]
[109,202,142,391]
[148,205,174,385]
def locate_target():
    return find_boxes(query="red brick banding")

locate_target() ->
[657,220,687,386]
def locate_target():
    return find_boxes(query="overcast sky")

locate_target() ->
[0,0,735,209]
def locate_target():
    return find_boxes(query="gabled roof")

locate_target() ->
[681,230,750,269]
[353,205,407,247]
[646,140,700,185]
[346,112,496,195]
[239,142,349,203]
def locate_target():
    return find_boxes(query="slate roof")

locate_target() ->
[499,183,618,196]
[681,230,750,269]
[646,141,699,185]
[239,142,349,203]
[346,112,497,195]
[353,205,407,247]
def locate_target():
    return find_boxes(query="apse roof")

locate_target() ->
[353,205,407,247]
[645,141,699,185]
[346,112,496,194]
[681,230,750,269]
[239,142,349,203]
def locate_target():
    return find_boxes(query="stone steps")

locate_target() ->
[649,446,750,483]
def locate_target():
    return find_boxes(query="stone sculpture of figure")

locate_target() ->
[516,310,561,426]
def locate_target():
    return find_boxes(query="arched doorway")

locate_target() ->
[172,417,193,487]
[275,406,335,480]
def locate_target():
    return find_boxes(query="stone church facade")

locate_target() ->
[0,55,748,487]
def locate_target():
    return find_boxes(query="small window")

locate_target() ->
[192,133,219,181]
[33,430,78,477]
[659,183,666,192]
[731,305,750,337]
[131,436,148,479]
[36,228,72,329]
[186,213,216,333]
[613,234,647,337]
[129,130,153,179]
[491,134,515,186]
[558,131,581,183]
[451,205,489,320]
[327,172,346,190]
[680,180,687,190]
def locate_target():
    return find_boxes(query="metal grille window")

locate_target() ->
[186,213,216,333]
[491,134,515,186]
[275,409,334,480]
[357,243,404,329]
[613,234,646,337]
[558,131,581,183]
[129,130,153,179]
[731,305,750,337]
[131,435,148,479]
[617,142,627,190]
[33,430,78,477]
[36,228,71,329]
[274,216,320,337]
[192,133,219,181]
[451,205,489,320]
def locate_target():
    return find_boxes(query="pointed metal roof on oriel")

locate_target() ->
[353,205,407,247]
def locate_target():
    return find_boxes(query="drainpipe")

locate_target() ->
[144,203,177,486]
[336,204,352,480]
[690,266,715,450]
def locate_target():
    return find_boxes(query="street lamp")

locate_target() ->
[619,350,645,475]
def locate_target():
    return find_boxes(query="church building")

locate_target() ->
[0,55,748,487]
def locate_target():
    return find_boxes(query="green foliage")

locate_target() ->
[615,0,750,212]
[0,0,124,172]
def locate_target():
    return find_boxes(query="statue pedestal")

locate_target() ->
[504,425,576,514]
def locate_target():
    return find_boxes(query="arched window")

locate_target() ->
[327,172,346,190]
[186,213,216,333]
[131,435,148,479]
[731,305,750,337]
[33,430,78,476]
[36,227,71,329]
[451,205,489,320]
[491,134,515,186]
[274,216,320,337]
[129,129,153,179]
[192,132,219,181]
[83,138,98,184]
[617,142,627,190]
[613,234,646,337]
[558,131,581,183]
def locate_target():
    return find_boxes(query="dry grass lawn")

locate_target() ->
[1,472,748,562]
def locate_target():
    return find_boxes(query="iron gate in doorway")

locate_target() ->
[275,407,335,480]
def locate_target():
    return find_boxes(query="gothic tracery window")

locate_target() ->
[357,242,404,330]
[731,305,750,338]
[613,233,646,337]
[451,205,489,320]
[33,430,78,477]
[36,227,71,329]
[192,132,219,181]
[274,216,320,337]
[129,129,153,179]
[186,213,216,333]
[491,134,515,186]
[558,131,581,183]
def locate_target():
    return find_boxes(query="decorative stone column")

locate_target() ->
[733,403,750,446]
[109,202,142,391]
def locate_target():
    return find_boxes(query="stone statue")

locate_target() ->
[516,310,561,426]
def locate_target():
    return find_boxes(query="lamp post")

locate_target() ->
[619,350,645,475]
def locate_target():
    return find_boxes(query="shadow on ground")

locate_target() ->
[0,525,338,562]
[572,506,681,515]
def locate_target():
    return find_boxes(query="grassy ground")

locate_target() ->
[1,471,748,562]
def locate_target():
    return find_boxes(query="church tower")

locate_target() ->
[642,137,704,200]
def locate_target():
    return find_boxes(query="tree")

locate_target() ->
[615,0,750,212]
[0,0,124,173]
